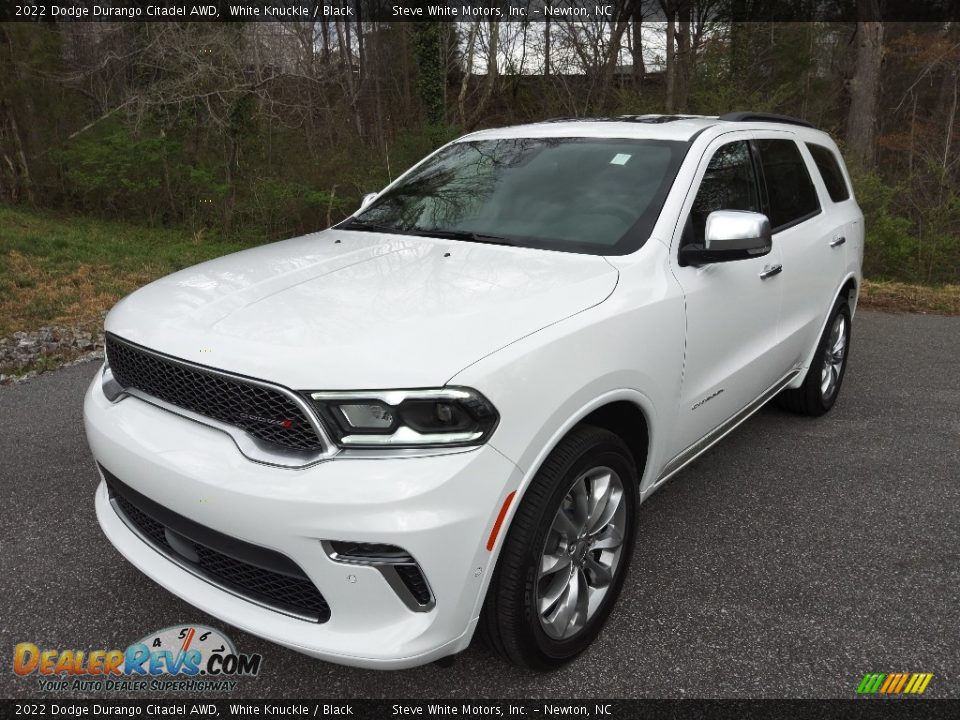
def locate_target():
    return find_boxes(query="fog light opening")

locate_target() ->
[322,540,435,612]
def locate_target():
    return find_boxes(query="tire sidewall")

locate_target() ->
[813,298,852,412]
[519,439,638,664]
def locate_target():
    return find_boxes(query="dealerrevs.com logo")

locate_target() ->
[14,625,262,693]
[857,672,934,695]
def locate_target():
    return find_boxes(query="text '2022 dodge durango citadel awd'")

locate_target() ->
[85,113,863,670]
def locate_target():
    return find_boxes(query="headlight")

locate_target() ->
[308,387,499,448]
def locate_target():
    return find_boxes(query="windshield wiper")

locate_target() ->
[338,218,404,234]
[340,220,518,247]
[408,228,518,246]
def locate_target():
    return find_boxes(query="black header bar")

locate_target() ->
[2,0,959,23]
[2,699,960,719]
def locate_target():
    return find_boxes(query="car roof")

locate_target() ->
[460,114,833,145]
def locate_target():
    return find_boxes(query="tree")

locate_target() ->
[412,22,445,126]
[846,0,884,169]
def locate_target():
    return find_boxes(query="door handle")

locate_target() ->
[759,264,783,280]
[830,236,846,247]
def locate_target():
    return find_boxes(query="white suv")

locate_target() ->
[85,113,862,670]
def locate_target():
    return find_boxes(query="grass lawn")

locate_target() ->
[0,206,263,376]
[859,279,960,316]
[0,205,260,340]
[0,205,957,377]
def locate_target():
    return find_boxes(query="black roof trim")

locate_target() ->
[719,112,814,129]
[543,115,702,125]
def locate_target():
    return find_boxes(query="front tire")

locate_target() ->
[777,295,852,416]
[479,425,638,670]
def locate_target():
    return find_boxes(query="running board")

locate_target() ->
[655,370,800,486]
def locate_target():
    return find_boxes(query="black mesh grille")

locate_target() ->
[106,334,323,452]
[395,564,432,606]
[111,488,331,623]
[116,495,168,548]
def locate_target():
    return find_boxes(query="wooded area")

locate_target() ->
[1,11,958,284]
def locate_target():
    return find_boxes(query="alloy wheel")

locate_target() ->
[536,466,627,640]
[821,313,847,401]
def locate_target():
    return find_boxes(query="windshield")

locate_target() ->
[341,137,688,255]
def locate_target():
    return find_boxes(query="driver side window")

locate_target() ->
[684,140,762,245]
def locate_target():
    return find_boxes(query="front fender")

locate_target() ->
[448,290,686,625]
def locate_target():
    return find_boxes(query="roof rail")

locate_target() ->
[543,114,701,125]
[719,111,814,129]
[617,115,701,124]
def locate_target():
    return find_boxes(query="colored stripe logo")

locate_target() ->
[857,672,933,695]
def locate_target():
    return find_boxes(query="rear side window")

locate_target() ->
[806,143,851,202]
[754,139,821,231]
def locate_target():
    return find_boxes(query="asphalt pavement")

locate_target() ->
[1,310,958,699]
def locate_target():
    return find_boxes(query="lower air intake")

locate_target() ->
[103,466,330,623]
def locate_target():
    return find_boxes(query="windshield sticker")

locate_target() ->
[610,153,631,165]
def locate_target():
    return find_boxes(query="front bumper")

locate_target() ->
[84,370,522,669]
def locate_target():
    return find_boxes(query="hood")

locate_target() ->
[105,229,619,389]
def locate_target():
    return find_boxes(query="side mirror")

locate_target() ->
[678,210,772,267]
[359,192,378,210]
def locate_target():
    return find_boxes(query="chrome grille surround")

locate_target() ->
[104,333,336,467]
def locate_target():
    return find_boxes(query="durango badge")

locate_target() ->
[237,412,296,429]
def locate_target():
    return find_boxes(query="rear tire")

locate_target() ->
[479,425,638,670]
[776,295,852,416]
